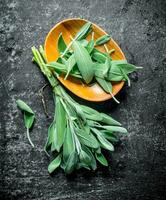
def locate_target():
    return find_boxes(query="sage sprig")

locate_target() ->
[16,99,35,147]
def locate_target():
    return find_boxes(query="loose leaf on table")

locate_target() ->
[48,154,61,174]
[24,112,35,129]
[95,35,111,46]
[55,97,67,152]
[16,99,35,147]
[75,22,92,40]
[95,152,108,166]
[58,33,67,54]
[16,99,34,115]
[72,40,94,84]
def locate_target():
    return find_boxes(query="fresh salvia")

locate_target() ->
[16,22,142,174]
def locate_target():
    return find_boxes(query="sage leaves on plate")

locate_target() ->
[16,99,35,147]
[53,22,142,103]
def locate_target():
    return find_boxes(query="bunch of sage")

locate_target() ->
[46,22,142,103]
[31,46,127,174]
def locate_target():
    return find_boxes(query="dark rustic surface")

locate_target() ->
[0,0,166,199]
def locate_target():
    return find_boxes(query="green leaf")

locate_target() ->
[78,39,89,47]
[55,97,67,152]
[102,126,127,134]
[76,162,91,170]
[75,22,92,40]
[63,126,75,162]
[48,154,61,173]
[44,121,55,153]
[72,40,94,84]
[86,40,95,53]
[76,128,99,149]
[92,128,114,151]
[57,33,67,54]
[49,121,58,152]
[24,112,35,129]
[100,113,121,126]
[79,150,92,165]
[96,77,112,93]
[64,54,76,79]
[16,99,34,115]
[92,51,107,63]
[82,146,97,170]
[95,153,108,166]
[64,151,78,174]
[101,131,119,143]
[95,35,111,46]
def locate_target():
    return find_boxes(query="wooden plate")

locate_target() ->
[44,18,126,102]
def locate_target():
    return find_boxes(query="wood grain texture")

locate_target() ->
[0,0,166,200]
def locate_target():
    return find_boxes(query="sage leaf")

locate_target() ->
[92,51,107,63]
[64,151,78,174]
[63,126,75,162]
[72,40,94,84]
[16,99,35,147]
[92,128,114,151]
[49,121,58,152]
[79,150,91,165]
[86,40,95,53]
[75,22,92,40]
[78,39,89,47]
[95,153,108,166]
[100,113,121,126]
[55,97,67,151]
[76,129,99,149]
[96,77,120,104]
[76,162,91,170]
[64,54,76,79]
[95,35,111,46]
[96,77,112,93]
[16,99,34,115]
[102,126,127,134]
[58,33,67,54]
[23,112,34,129]
[48,154,61,173]
[101,131,119,143]
[82,146,97,170]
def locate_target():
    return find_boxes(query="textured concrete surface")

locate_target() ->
[0,0,166,199]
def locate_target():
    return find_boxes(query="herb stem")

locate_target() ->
[26,128,34,148]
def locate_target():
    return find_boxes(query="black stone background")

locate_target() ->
[0,0,166,199]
